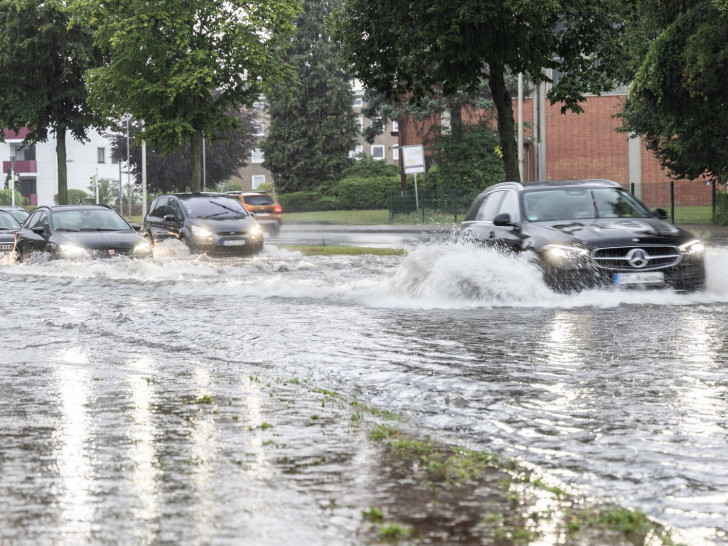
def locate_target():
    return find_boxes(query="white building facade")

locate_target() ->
[2,128,125,207]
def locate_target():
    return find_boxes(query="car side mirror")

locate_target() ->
[163,214,176,222]
[130,223,142,231]
[652,208,670,220]
[31,226,46,235]
[493,212,515,227]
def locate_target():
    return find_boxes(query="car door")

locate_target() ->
[490,189,526,253]
[19,210,50,258]
[459,191,505,245]
[145,196,170,243]
[165,197,185,240]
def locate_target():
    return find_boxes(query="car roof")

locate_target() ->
[521,179,622,190]
[36,204,117,212]
[166,192,237,199]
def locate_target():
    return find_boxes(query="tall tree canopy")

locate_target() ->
[80,0,300,192]
[620,1,728,182]
[0,0,102,204]
[107,110,258,195]
[334,0,629,182]
[261,0,358,193]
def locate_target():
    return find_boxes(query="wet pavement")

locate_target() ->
[1,230,728,544]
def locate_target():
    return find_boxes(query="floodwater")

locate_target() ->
[1,236,728,545]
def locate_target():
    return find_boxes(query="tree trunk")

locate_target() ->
[56,127,68,204]
[189,132,202,192]
[488,63,521,182]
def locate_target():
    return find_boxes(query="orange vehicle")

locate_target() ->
[226,191,282,235]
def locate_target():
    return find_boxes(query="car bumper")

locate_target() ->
[193,236,264,256]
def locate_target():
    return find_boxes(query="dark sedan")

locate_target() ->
[143,193,264,256]
[0,205,29,226]
[15,205,152,261]
[458,179,706,292]
[0,210,22,260]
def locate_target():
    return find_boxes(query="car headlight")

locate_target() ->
[191,225,213,240]
[679,240,705,254]
[543,243,589,264]
[249,224,263,237]
[133,241,151,255]
[58,244,89,258]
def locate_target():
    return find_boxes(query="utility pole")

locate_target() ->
[10,155,16,207]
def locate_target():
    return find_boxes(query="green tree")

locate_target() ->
[262,0,358,193]
[106,110,258,194]
[620,1,728,181]
[334,0,628,182]
[81,0,300,192]
[0,0,102,204]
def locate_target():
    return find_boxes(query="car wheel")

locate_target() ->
[145,232,154,247]
[180,235,196,254]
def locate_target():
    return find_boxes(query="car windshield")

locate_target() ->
[243,195,274,206]
[523,188,651,222]
[180,196,249,218]
[51,209,131,232]
[0,212,21,230]
[4,209,28,224]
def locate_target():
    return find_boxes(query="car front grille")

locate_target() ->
[0,242,14,251]
[591,245,681,271]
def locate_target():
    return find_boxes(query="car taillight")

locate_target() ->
[273,205,282,213]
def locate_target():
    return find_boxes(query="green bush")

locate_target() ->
[55,189,89,205]
[277,191,322,212]
[338,175,401,209]
[714,192,728,225]
[0,189,28,206]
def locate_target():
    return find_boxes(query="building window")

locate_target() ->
[392,145,399,161]
[97,147,106,164]
[252,175,265,189]
[391,120,399,134]
[253,122,265,136]
[371,145,385,160]
[349,145,364,159]
[352,97,363,108]
[252,148,264,163]
[357,117,364,133]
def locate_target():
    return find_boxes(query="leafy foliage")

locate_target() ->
[262,0,358,193]
[0,0,103,204]
[334,0,630,182]
[426,120,505,195]
[620,1,728,181]
[81,0,300,191]
[105,114,258,194]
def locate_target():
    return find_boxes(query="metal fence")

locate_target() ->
[638,180,722,225]
[389,189,481,224]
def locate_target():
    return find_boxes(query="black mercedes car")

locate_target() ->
[143,193,264,256]
[15,205,152,261]
[0,210,22,260]
[458,179,706,292]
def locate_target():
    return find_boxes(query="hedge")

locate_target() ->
[337,175,401,209]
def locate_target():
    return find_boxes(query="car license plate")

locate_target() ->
[256,213,270,217]
[0,243,13,252]
[614,272,664,285]
[222,240,246,247]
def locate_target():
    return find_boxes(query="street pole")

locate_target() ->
[202,137,206,192]
[10,155,15,207]
[126,116,132,215]
[142,122,147,219]
[518,73,524,182]
[95,169,99,204]
[119,158,123,216]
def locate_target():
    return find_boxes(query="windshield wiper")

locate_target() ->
[55,228,80,232]
[207,201,247,216]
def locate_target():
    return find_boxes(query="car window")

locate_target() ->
[180,196,249,218]
[166,198,182,221]
[151,197,168,218]
[52,209,131,231]
[243,194,274,206]
[497,190,519,221]
[524,189,596,221]
[0,212,20,230]
[475,191,504,221]
[592,189,650,218]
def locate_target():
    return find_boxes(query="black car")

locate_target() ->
[0,205,30,226]
[458,179,706,292]
[15,205,152,261]
[143,193,264,255]
[0,210,22,260]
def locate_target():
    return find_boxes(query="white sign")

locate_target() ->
[402,145,425,174]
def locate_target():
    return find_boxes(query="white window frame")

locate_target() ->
[357,117,364,133]
[252,175,266,189]
[253,122,265,136]
[349,145,364,159]
[252,148,264,163]
[352,97,363,108]
[392,120,399,133]
[371,145,385,160]
[97,147,106,164]
[392,145,399,161]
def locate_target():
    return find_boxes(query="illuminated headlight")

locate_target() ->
[191,225,213,240]
[133,241,151,255]
[249,224,263,238]
[58,244,88,258]
[679,240,705,254]
[543,243,589,264]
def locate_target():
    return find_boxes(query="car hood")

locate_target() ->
[191,217,256,233]
[528,217,695,248]
[54,230,145,248]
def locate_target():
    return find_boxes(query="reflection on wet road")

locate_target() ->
[1,239,728,544]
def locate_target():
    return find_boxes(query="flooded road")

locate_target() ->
[1,235,728,544]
